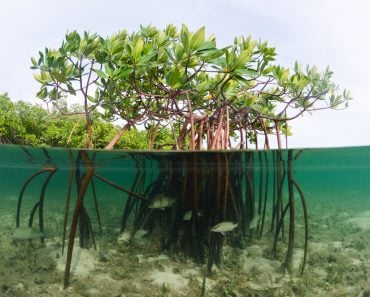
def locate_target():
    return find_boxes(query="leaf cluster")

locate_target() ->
[31,25,351,149]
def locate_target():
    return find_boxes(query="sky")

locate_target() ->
[0,0,369,148]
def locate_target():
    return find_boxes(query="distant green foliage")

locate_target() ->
[116,128,148,150]
[0,94,173,149]
[14,100,50,145]
[0,93,27,144]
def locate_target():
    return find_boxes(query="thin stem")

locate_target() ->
[284,150,295,271]
[16,168,56,228]
[93,173,149,202]
[292,179,308,275]
[62,150,75,255]
[64,151,94,288]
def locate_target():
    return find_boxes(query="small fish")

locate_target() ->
[118,229,148,244]
[183,210,203,221]
[42,165,56,171]
[249,214,260,230]
[183,210,193,221]
[133,229,148,240]
[210,221,238,235]
[117,231,131,243]
[148,194,175,210]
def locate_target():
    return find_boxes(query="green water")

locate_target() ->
[1,144,370,296]
[2,144,369,196]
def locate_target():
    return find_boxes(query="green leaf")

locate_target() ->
[33,72,52,84]
[209,57,226,69]
[234,68,257,77]
[280,69,289,81]
[33,74,43,84]
[51,70,66,83]
[165,24,177,38]
[175,44,185,61]
[195,40,216,53]
[133,38,144,61]
[166,67,182,88]
[36,88,48,100]
[94,69,108,79]
[95,50,107,63]
[232,49,252,70]
[180,25,190,52]
[49,88,60,100]
[66,83,76,95]
[224,50,232,70]
[38,51,44,65]
[113,67,132,79]
[190,26,205,51]
[88,95,97,103]
[261,64,274,75]
[232,74,248,83]
[104,64,114,77]
[201,49,224,62]
[112,39,125,55]
[31,57,38,67]
[65,64,75,76]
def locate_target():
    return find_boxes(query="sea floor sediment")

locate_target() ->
[2,195,370,297]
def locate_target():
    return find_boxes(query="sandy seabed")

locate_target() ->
[2,194,370,297]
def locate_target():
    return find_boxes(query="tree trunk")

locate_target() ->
[148,123,160,150]
[84,114,92,148]
[187,96,195,150]
[105,123,131,150]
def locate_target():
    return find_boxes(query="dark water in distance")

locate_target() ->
[1,144,370,198]
[1,143,370,233]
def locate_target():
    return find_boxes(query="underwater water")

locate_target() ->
[1,144,370,297]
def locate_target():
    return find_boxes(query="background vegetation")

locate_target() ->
[0,92,172,149]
